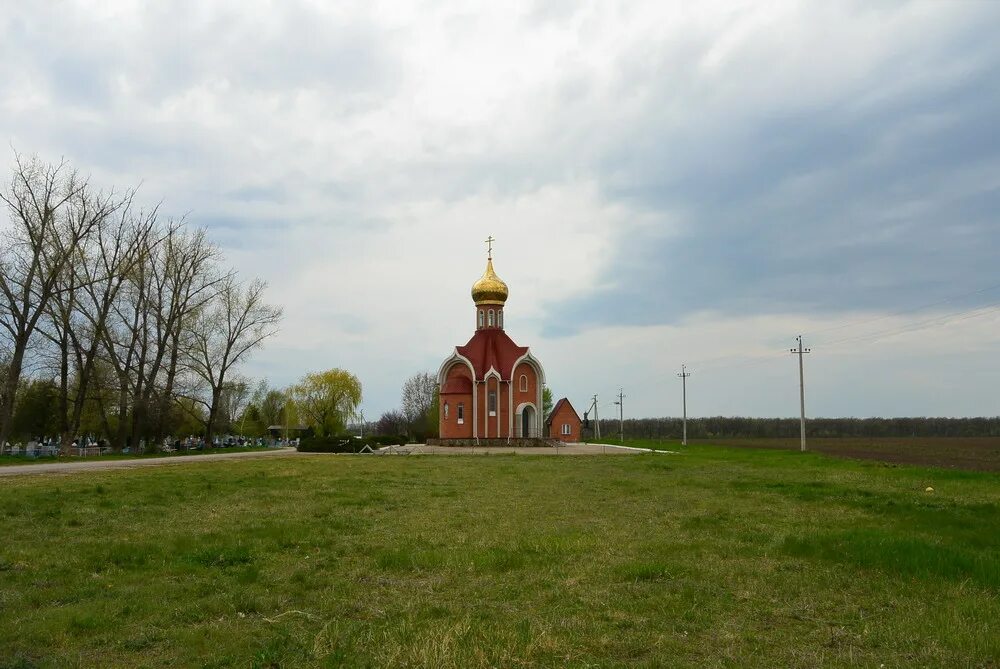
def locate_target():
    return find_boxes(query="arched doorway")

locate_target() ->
[519,405,536,438]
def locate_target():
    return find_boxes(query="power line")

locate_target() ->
[819,300,1000,349]
[802,280,1000,339]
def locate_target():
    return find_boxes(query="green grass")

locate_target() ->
[0,444,998,667]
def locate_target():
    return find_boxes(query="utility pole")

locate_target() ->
[789,335,811,452]
[587,394,604,453]
[613,388,625,444]
[593,395,600,440]
[677,364,691,446]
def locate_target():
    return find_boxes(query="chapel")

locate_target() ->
[436,241,546,443]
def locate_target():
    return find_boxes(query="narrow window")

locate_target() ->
[457,403,464,424]
[498,311,503,328]
[478,310,484,327]
[488,391,497,416]
[444,403,449,420]
[519,374,527,392]
[562,423,571,436]
[488,310,495,327]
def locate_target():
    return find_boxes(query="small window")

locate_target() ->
[498,311,503,328]
[457,403,464,424]
[444,403,449,420]
[519,374,527,392]
[562,423,571,435]
[488,310,495,327]
[478,310,484,327]
[488,391,497,416]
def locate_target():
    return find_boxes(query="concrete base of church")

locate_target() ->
[427,438,561,448]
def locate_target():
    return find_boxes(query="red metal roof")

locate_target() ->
[455,329,529,381]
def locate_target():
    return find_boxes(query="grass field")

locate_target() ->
[1,444,998,668]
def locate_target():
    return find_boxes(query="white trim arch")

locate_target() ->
[437,348,476,386]
[515,402,539,438]
[437,349,479,439]
[510,351,545,437]
[511,351,545,385]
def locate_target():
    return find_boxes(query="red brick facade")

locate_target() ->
[546,398,582,443]
[439,355,542,439]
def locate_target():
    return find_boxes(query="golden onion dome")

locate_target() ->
[471,257,509,305]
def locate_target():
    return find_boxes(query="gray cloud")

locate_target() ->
[545,10,1000,334]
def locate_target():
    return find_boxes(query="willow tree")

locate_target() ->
[288,369,362,438]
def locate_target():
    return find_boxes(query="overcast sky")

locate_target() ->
[3,1,999,419]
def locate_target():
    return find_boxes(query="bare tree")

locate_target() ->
[375,409,408,436]
[219,376,252,434]
[401,372,437,424]
[40,197,156,450]
[250,379,287,429]
[0,153,282,448]
[138,224,224,444]
[0,154,120,447]
[98,222,222,449]
[184,276,281,445]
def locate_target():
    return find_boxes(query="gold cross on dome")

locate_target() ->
[485,235,495,258]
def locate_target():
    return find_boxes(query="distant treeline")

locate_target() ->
[592,417,1000,439]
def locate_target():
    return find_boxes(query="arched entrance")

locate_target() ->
[519,405,536,438]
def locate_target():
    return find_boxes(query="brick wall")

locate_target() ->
[549,402,581,442]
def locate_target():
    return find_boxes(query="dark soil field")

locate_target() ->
[693,437,1000,472]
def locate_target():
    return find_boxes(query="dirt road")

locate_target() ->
[0,448,298,477]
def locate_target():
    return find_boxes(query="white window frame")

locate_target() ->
[519,374,527,392]
[498,310,503,328]
[488,309,495,327]
[478,310,484,327]
[457,403,464,424]
[562,423,571,435]
[488,391,497,416]
[444,403,449,421]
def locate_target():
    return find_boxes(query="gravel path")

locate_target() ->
[0,443,656,478]
[374,443,652,455]
[0,448,298,477]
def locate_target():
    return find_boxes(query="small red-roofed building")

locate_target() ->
[546,398,582,443]
[436,242,546,443]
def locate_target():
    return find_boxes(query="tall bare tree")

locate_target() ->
[40,197,157,450]
[98,223,222,449]
[138,225,224,444]
[401,372,437,424]
[0,154,120,447]
[184,276,281,445]
[219,376,252,434]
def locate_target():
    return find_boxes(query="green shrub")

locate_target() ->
[296,435,407,453]
[297,436,364,453]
